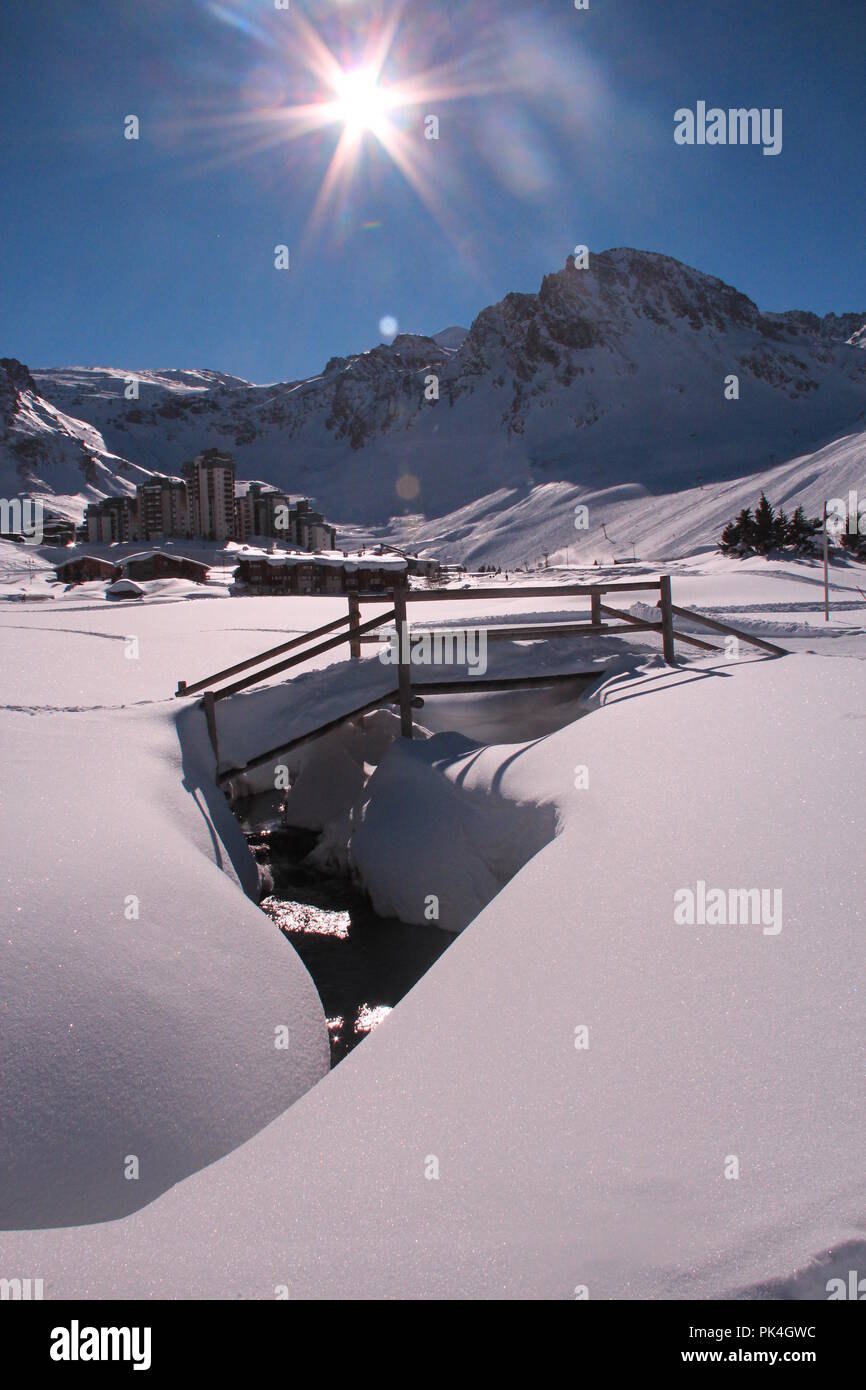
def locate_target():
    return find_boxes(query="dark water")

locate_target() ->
[243,816,452,1066]
[233,684,593,1067]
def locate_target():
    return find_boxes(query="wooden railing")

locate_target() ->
[176,576,786,758]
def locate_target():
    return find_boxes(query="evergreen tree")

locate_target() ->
[787,505,820,551]
[735,507,756,547]
[840,521,866,559]
[720,517,742,554]
[719,499,821,557]
[773,504,790,550]
[753,492,777,555]
[719,507,755,556]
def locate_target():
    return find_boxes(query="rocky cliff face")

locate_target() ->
[0,357,152,510]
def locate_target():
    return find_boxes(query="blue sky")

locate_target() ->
[1,0,863,383]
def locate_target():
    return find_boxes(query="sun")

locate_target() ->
[331,67,391,137]
[200,7,502,244]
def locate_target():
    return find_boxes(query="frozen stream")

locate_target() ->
[244,817,451,1066]
[235,678,595,1065]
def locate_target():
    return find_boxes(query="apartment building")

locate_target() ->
[82,452,339,552]
[235,482,291,542]
[86,495,137,544]
[234,486,336,549]
[293,498,337,551]
[136,477,188,541]
[181,449,236,541]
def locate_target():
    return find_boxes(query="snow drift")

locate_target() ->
[0,698,329,1229]
[1,650,863,1297]
[351,731,561,931]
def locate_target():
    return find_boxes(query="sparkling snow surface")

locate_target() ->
[0,546,864,1296]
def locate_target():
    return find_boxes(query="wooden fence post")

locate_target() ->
[202,690,220,761]
[392,584,413,738]
[348,591,361,659]
[590,589,601,628]
[658,575,676,665]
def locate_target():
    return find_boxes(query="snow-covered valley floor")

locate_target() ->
[1,543,864,1298]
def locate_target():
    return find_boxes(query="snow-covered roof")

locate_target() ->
[56,554,117,572]
[123,550,209,569]
[106,578,144,596]
[234,480,282,498]
[237,549,407,571]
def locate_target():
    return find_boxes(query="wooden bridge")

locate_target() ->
[175,575,786,766]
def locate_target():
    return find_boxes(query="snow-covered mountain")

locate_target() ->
[372,425,866,568]
[8,248,866,553]
[0,358,155,516]
[431,326,469,350]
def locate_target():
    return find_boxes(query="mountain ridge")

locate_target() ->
[3,247,865,560]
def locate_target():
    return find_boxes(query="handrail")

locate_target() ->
[599,603,719,653]
[209,607,397,702]
[357,580,663,603]
[175,610,353,698]
[669,604,787,656]
[178,578,675,698]
[359,618,665,642]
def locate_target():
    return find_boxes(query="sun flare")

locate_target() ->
[194,6,506,247]
[330,66,390,137]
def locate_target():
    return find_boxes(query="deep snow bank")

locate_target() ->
[2,651,863,1296]
[351,731,561,931]
[252,694,574,915]
[0,700,329,1228]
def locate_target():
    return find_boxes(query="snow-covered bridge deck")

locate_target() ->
[176,577,786,776]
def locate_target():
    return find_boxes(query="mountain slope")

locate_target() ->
[0,358,154,517]
[366,426,866,567]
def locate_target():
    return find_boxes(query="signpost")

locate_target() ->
[823,500,830,623]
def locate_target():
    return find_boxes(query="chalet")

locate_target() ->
[122,551,210,583]
[369,544,441,580]
[233,550,408,595]
[55,555,121,585]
